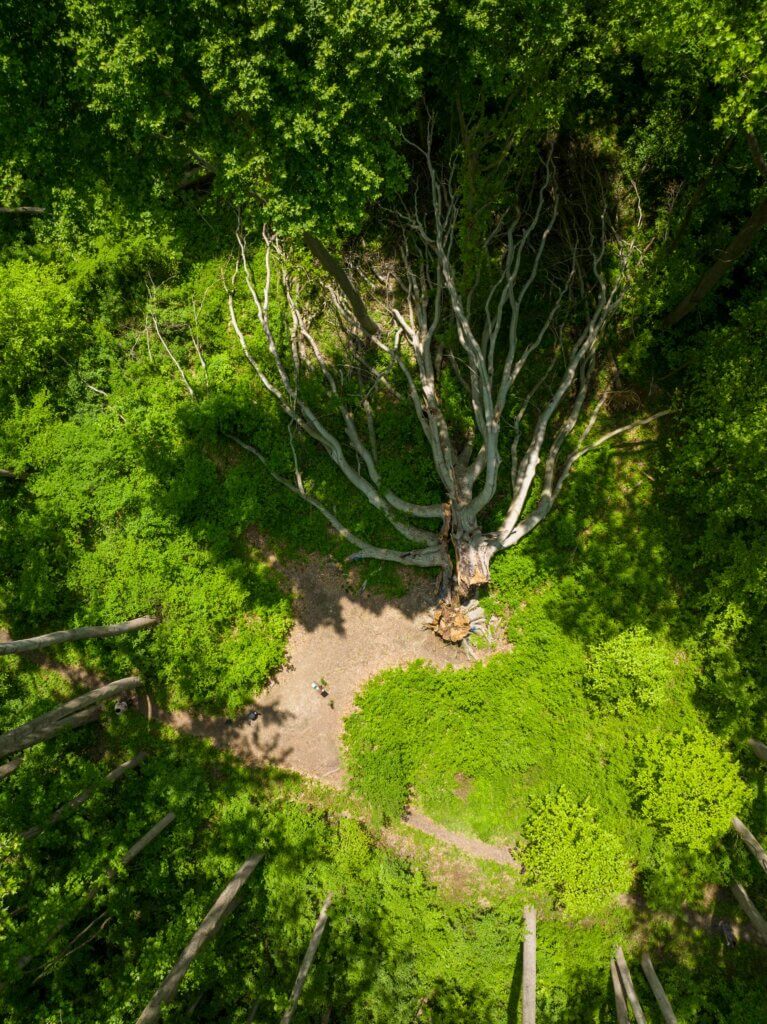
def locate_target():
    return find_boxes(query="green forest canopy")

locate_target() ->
[1,0,767,1021]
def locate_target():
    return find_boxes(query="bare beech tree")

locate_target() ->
[227,140,668,612]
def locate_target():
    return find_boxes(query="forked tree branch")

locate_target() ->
[226,134,666,595]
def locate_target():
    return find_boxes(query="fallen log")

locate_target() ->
[22,752,149,841]
[0,616,159,655]
[136,854,263,1024]
[0,676,141,758]
[640,952,677,1024]
[279,894,333,1024]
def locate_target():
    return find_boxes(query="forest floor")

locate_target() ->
[146,536,518,866]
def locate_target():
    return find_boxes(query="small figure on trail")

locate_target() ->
[719,920,736,948]
[311,682,329,698]
[113,699,129,715]
[247,709,260,724]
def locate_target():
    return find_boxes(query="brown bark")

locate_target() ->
[136,854,263,1024]
[614,947,647,1024]
[22,752,149,841]
[303,233,380,337]
[279,894,333,1024]
[610,959,629,1024]
[0,675,141,759]
[0,616,159,655]
[748,738,767,762]
[662,194,767,327]
[640,953,677,1024]
[731,882,767,944]
[522,905,536,1024]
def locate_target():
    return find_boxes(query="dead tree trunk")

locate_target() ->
[227,143,668,608]
[748,738,767,762]
[22,752,149,841]
[662,194,767,327]
[0,758,21,780]
[614,947,647,1024]
[610,958,629,1024]
[522,905,536,1024]
[136,854,263,1024]
[640,953,677,1024]
[0,676,141,758]
[0,616,159,655]
[732,816,767,876]
[731,882,767,944]
[279,894,333,1024]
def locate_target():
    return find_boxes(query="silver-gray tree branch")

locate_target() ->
[227,142,669,608]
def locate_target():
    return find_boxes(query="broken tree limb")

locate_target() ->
[732,816,767,876]
[136,854,263,1024]
[22,752,149,841]
[0,616,159,655]
[522,905,536,1024]
[731,882,767,944]
[279,894,333,1024]
[610,958,629,1024]
[614,947,647,1024]
[0,676,141,759]
[640,952,677,1024]
[748,738,767,763]
[0,758,21,780]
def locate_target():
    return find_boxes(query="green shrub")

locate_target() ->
[583,627,689,713]
[633,729,747,853]
[521,788,634,919]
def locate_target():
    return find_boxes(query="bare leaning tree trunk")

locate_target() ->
[0,616,159,655]
[19,811,176,971]
[226,134,669,626]
[0,676,142,759]
[731,882,767,944]
[732,816,767,875]
[279,894,333,1024]
[136,855,263,1024]
[22,752,149,841]
[522,905,536,1024]
[640,953,677,1024]
[610,958,630,1024]
[614,947,647,1024]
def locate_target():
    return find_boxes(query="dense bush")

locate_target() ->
[633,729,749,904]
[583,626,690,713]
[522,788,634,919]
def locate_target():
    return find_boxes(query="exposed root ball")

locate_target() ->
[428,599,487,643]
